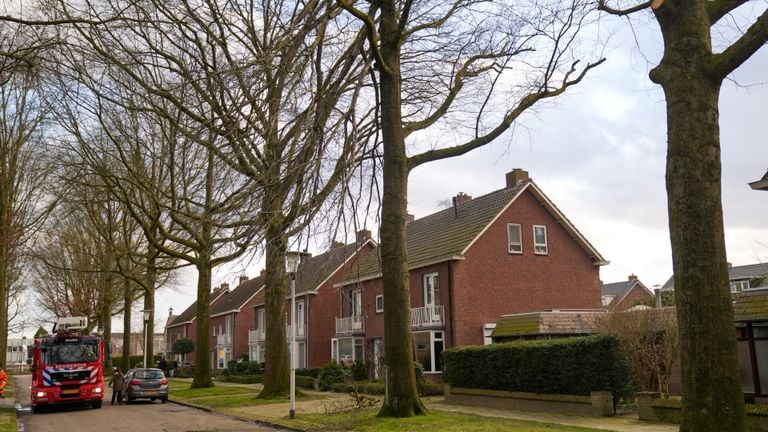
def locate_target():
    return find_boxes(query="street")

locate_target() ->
[14,375,285,432]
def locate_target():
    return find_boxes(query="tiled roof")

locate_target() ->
[209,275,265,316]
[491,310,602,339]
[601,281,634,298]
[167,302,196,328]
[661,262,768,290]
[343,180,606,282]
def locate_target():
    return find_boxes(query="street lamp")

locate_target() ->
[285,250,302,420]
[143,309,152,369]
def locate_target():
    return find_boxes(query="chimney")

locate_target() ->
[628,274,638,282]
[168,307,173,318]
[452,193,472,217]
[260,268,266,276]
[331,240,345,248]
[505,168,530,188]
[356,229,371,244]
[406,213,415,223]
[221,282,230,293]
[239,275,249,285]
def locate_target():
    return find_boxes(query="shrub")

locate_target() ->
[227,360,238,373]
[419,381,444,396]
[221,374,263,384]
[352,359,368,381]
[296,375,316,389]
[318,361,349,391]
[235,360,261,375]
[442,335,631,401]
[296,368,319,378]
[414,361,425,384]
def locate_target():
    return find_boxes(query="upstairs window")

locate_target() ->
[730,280,751,293]
[507,223,522,254]
[533,225,548,255]
[375,294,384,313]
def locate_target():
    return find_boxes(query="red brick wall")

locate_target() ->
[613,285,654,311]
[451,189,601,346]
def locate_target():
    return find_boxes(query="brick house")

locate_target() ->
[601,274,655,311]
[335,169,608,376]
[209,276,265,370]
[164,286,230,365]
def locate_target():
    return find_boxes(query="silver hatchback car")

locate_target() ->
[124,368,169,403]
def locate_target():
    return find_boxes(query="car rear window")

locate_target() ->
[135,370,164,379]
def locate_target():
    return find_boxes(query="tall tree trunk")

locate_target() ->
[650,3,747,429]
[259,220,290,398]
[143,249,157,368]
[192,256,214,388]
[376,0,426,417]
[123,290,132,371]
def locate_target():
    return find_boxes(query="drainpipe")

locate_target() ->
[448,261,455,348]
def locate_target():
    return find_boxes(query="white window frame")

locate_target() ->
[423,273,440,307]
[225,315,232,335]
[533,225,548,255]
[351,289,362,317]
[375,294,384,313]
[331,337,364,364]
[412,330,444,373]
[296,300,305,337]
[507,223,522,254]
[730,280,751,293]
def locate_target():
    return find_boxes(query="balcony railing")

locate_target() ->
[216,333,232,346]
[335,315,365,336]
[410,305,444,328]
[249,330,265,343]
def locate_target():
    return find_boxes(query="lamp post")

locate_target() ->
[285,251,302,419]
[142,309,152,369]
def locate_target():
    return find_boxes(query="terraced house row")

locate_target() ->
[164,169,609,377]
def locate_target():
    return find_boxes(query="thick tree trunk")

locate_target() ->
[376,0,426,418]
[192,257,214,388]
[143,251,157,368]
[123,292,132,371]
[259,221,290,398]
[650,3,747,429]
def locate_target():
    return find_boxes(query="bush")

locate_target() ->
[235,360,261,375]
[318,361,349,391]
[442,335,631,401]
[296,375,316,389]
[352,359,368,381]
[414,361,425,384]
[227,360,238,373]
[296,368,319,378]
[221,374,263,384]
[419,381,444,396]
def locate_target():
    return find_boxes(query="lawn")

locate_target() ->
[0,408,15,432]
[169,378,309,409]
[296,409,608,432]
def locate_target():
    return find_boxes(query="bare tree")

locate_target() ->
[596,1,768,429]
[43,0,375,396]
[338,0,604,417]
[0,24,56,359]
[597,308,680,397]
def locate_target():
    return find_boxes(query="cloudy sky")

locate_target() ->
[10,6,766,336]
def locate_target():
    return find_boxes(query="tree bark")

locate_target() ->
[123,291,132,371]
[376,0,426,418]
[259,220,290,398]
[192,256,214,388]
[143,249,157,368]
[650,2,747,429]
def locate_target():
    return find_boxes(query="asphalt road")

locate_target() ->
[14,375,284,432]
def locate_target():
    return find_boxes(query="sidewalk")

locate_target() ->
[184,380,677,432]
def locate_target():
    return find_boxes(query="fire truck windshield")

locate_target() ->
[43,342,98,364]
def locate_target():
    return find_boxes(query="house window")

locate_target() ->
[602,295,616,307]
[225,315,232,335]
[412,331,444,373]
[331,337,364,366]
[507,223,522,254]
[258,309,266,332]
[423,273,440,307]
[375,295,384,313]
[731,280,751,293]
[533,225,548,255]
[217,346,231,369]
[349,289,362,317]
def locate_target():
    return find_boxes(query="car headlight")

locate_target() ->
[36,391,46,398]
[94,387,102,393]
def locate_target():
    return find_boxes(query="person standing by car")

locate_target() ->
[0,363,7,399]
[109,367,125,405]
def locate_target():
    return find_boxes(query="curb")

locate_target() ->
[168,398,306,432]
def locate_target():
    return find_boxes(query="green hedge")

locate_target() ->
[221,374,264,384]
[442,335,631,399]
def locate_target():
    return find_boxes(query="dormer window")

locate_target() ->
[507,224,522,254]
[533,225,548,255]
[730,280,750,293]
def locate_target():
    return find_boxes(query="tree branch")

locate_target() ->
[597,0,651,16]
[710,8,768,79]
[337,0,392,76]
[407,58,606,170]
[706,0,750,26]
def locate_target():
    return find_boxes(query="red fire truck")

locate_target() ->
[30,317,105,413]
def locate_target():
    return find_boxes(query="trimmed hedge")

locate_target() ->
[221,374,264,384]
[442,335,631,399]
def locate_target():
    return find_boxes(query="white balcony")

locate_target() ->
[249,329,265,343]
[216,333,232,346]
[285,324,307,339]
[335,315,365,335]
[410,305,444,328]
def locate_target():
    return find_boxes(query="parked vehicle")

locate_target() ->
[124,368,168,403]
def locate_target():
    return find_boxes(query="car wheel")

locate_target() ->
[31,405,39,414]
[125,398,132,404]
[150,397,156,401]
[161,398,167,404]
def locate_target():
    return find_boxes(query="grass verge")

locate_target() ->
[295,409,608,432]
[0,407,15,432]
